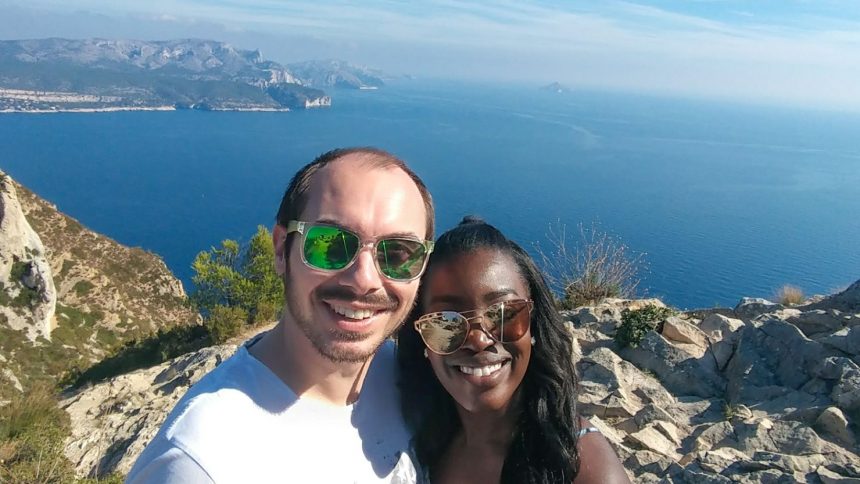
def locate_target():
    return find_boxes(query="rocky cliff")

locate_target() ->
[59,284,860,481]
[0,172,199,401]
[0,172,56,344]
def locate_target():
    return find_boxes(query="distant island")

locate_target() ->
[0,39,386,113]
[541,81,570,93]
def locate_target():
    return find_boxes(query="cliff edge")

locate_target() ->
[0,171,199,402]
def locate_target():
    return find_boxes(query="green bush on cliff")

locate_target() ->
[191,225,283,325]
[205,305,248,344]
[615,304,674,348]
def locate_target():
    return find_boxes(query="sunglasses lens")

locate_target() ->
[376,238,429,281]
[303,225,360,270]
[484,300,531,342]
[416,312,468,354]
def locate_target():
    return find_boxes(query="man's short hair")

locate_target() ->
[275,147,435,253]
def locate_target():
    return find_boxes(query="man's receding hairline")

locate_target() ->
[324,149,409,172]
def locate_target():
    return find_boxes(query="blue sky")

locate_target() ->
[2,0,859,110]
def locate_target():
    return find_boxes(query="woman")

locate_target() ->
[398,216,630,483]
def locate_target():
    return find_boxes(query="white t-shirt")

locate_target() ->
[126,339,417,484]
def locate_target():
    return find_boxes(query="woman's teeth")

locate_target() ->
[458,363,503,376]
[331,305,374,320]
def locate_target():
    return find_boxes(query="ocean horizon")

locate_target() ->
[2,80,859,309]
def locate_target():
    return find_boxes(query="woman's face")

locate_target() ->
[421,248,532,414]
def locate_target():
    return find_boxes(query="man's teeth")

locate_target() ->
[331,305,375,320]
[458,363,503,377]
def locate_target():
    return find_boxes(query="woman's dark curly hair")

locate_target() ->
[397,216,581,484]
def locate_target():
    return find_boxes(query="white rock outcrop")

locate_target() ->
[0,170,56,342]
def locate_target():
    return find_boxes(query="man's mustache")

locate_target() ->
[316,286,397,308]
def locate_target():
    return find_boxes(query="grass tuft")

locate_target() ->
[775,284,805,306]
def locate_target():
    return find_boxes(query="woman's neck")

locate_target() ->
[455,389,523,450]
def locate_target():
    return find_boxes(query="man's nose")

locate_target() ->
[340,246,384,294]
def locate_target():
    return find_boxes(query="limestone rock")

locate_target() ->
[61,344,237,477]
[625,424,682,460]
[815,407,857,447]
[818,327,860,357]
[734,297,784,320]
[0,171,57,342]
[733,419,822,456]
[818,466,860,483]
[620,331,725,398]
[789,309,849,337]
[661,317,708,350]
[725,319,841,404]
[804,279,860,313]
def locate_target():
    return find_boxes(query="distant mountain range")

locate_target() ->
[0,38,387,112]
[287,59,386,90]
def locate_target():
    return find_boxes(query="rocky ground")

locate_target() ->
[59,282,860,482]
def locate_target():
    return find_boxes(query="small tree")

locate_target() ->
[191,226,283,324]
[536,222,644,309]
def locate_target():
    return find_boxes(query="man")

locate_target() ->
[127,147,434,483]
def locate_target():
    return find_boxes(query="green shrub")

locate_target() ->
[253,300,280,325]
[536,222,644,309]
[205,305,248,344]
[73,280,95,297]
[614,304,674,348]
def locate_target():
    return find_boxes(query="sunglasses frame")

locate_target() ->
[414,298,534,355]
[286,220,434,282]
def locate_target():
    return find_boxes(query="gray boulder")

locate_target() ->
[734,297,784,321]
[725,318,841,404]
[620,331,725,399]
[804,279,860,313]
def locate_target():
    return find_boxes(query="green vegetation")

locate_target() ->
[0,383,75,483]
[73,280,95,297]
[537,222,645,309]
[3,260,40,308]
[191,225,283,325]
[615,304,674,348]
[0,384,126,483]
[205,305,249,344]
[64,227,284,387]
[775,284,805,306]
[65,324,209,388]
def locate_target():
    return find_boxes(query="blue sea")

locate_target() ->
[2,80,859,309]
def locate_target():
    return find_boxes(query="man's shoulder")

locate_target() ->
[165,345,295,431]
[128,346,297,482]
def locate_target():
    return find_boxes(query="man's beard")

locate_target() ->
[284,282,401,364]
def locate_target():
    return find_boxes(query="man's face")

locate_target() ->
[275,157,428,363]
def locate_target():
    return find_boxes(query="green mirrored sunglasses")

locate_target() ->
[286,221,434,282]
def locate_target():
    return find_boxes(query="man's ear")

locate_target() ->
[273,224,288,277]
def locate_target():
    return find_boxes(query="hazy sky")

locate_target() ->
[2,0,859,111]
